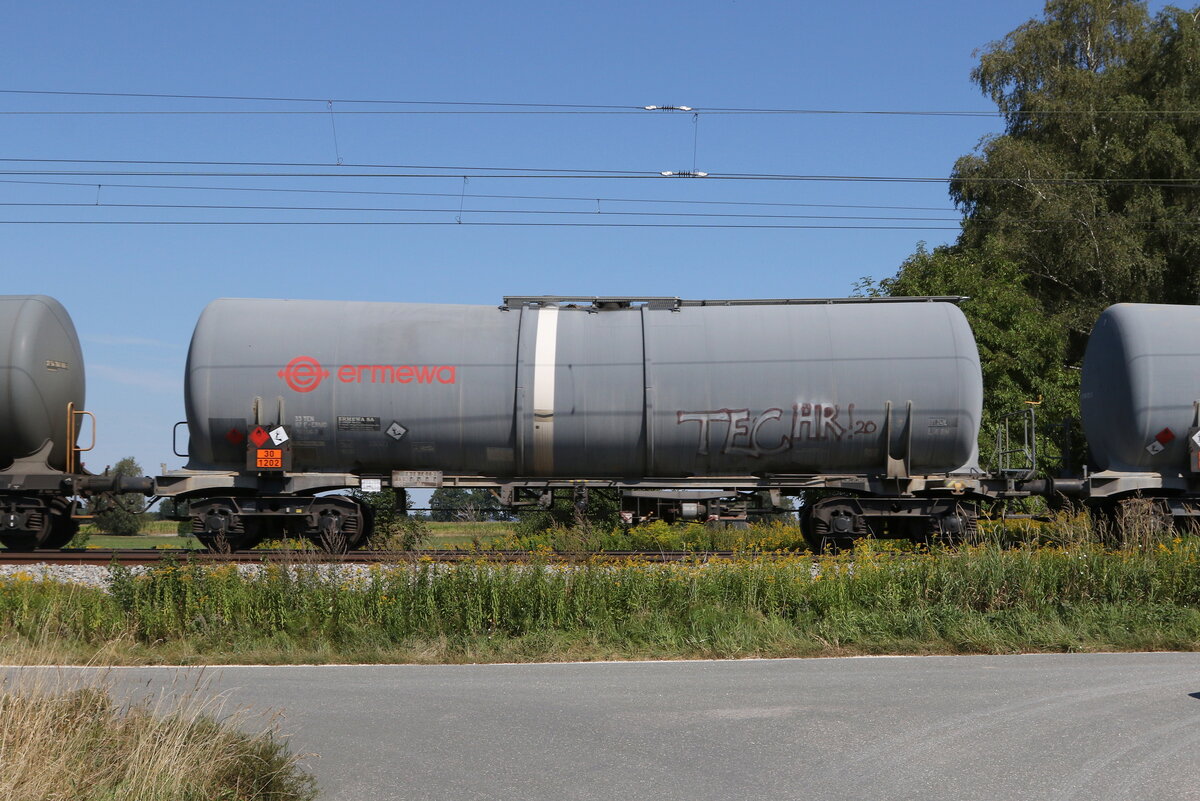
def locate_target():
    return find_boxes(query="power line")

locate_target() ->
[0,201,960,222]
[0,178,958,212]
[3,88,1197,116]
[0,168,1194,187]
[0,158,1195,185]
[0,220,961,229]
[0,109,1191,117]
[0,89,633,108]
[4,201,1192,228]
[0,156,646,175]
[0,110,665,115]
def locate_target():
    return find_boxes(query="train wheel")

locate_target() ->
[1087,501,1120,544]
[202,533,238,553]
[312,500,367,553]
[41,518,79,549]
[927,504,978,548]
[316,510,350,554]
[1114,497,1174,546]
[319,527,348,554]
[356,504,376,549]
[0,536,37,552]
[195,506,250,553]
[961,508,980,543]
[803,499,863,553]
[40,499,79,548]
[799,505,822,553]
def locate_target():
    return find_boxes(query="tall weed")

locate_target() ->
[3,538,1200,662]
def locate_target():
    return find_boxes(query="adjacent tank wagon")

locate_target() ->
[0,295,86,473]
[1079,303,1200,524]
[0,295,152,549]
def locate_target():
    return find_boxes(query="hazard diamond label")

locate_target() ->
[249,426,270,447]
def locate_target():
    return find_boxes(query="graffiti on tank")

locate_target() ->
[676,403,878,458]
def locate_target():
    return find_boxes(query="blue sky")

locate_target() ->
[0,0,1162,478]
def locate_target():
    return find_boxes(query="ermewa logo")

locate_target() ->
[278,356,330,393]
[278,356,456,393]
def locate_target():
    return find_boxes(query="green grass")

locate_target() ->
[421,520,515,548]
[3,538,1200,665]
[79,520,183,536]
[70,518,798,552]
[418,519,811,552]
[82,534,204,549]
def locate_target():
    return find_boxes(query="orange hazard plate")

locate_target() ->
[256,449,283,468]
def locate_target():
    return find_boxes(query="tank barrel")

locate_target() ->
[183,297,983,478]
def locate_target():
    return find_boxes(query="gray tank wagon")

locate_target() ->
[157,295,1014,552]
[0,295,153,549]
[0,295,85,473]
[1078,303,1200,525]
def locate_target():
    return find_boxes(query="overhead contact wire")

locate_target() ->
[3,89,1198,116]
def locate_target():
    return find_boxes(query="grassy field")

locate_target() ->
[422,520,515,548]
[65,520,514,550]
[2,530,1199,665]
[83,534,204,549]
[41,518,801,551]
[78,520,183,536]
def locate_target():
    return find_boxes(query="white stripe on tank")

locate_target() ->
[531,306,559,475]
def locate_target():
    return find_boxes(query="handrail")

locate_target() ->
[65,402,96,474]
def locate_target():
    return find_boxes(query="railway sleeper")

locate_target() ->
[190,496,371,553]
[803,495,978,553]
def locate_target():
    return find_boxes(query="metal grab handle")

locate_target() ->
[74,410,96,453]
[173,421,190,458]
[65,402,97,474]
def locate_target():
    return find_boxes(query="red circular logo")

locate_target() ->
[278,356,330,393]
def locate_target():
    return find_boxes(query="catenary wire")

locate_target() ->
[0,168,1194,187]
[2,89,1197,116]
[0,201,961,221]
[0,109,1194,117]
[4,201,1193,227]
[0,220,963,229]
[0,178,959,212]
[0,158,1193,185]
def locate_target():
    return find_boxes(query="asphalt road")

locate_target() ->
[14,653,1200,800]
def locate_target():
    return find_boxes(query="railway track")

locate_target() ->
[0,549,766,567]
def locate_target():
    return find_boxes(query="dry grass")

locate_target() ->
[0,639,317,800]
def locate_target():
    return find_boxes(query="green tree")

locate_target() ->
[872,1,1200,471]
[860,243,1080,469]
[514,488,621,537]
[92,457,146,536]
[951,0,1200,352]
[428,487,503,522]
[349,488,430,549]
